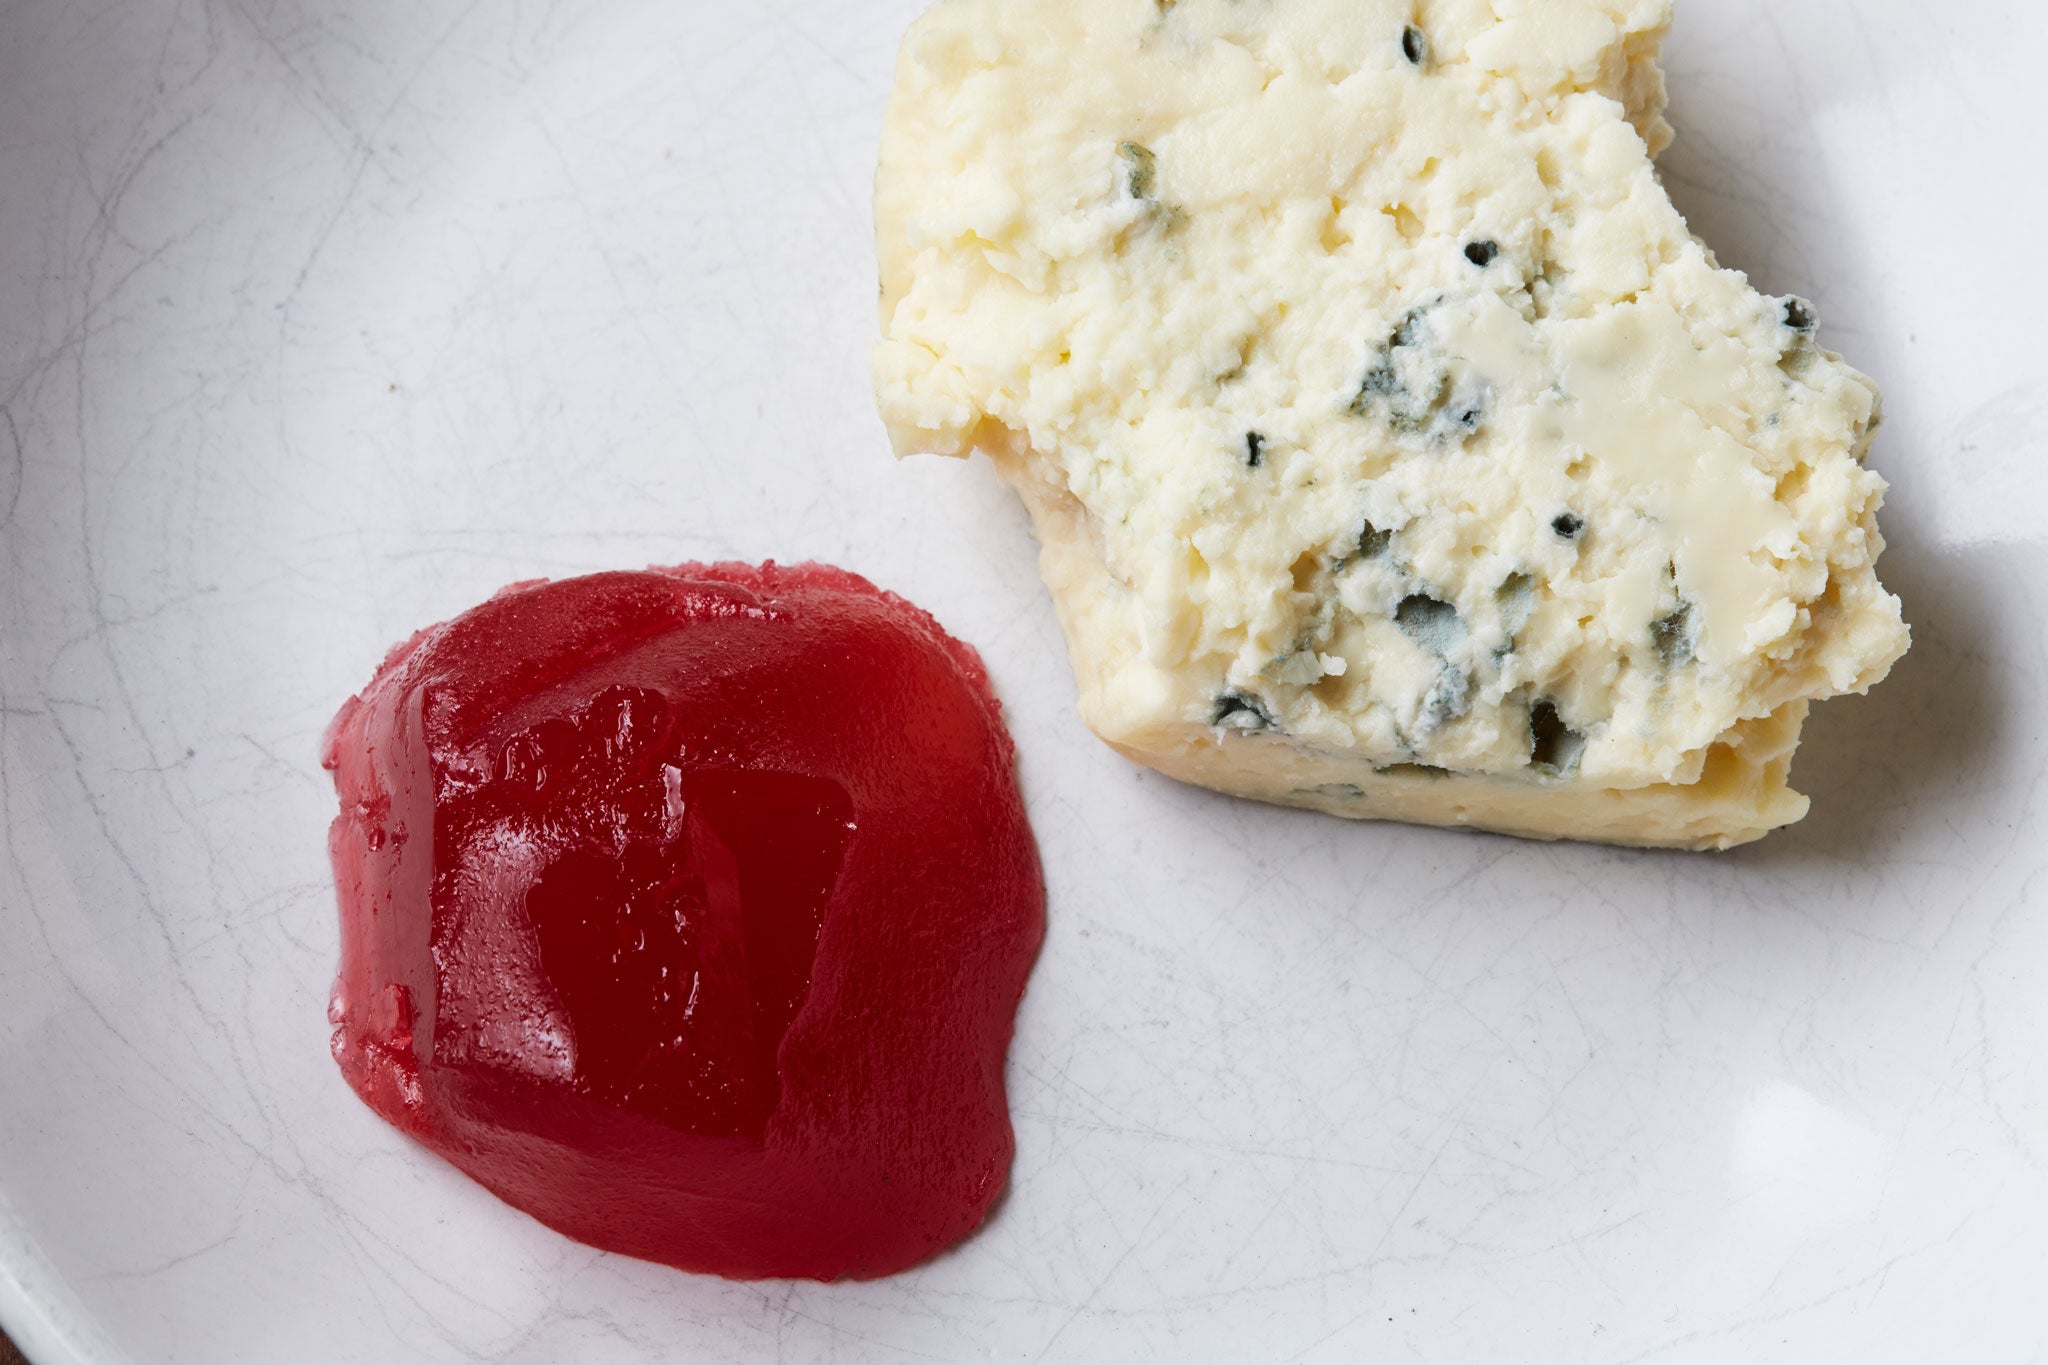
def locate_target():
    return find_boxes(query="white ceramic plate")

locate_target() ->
[4,2,2044,1361]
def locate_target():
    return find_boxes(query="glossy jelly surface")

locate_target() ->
[323,563,1044,1281]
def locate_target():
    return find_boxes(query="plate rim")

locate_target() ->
[1,1198,112,1365]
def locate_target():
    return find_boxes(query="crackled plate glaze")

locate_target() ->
[3,1,2045,1361]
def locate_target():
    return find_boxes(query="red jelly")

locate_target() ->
[322,564,1044,1280]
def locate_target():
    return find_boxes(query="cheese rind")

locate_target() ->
[874,0,1909,849]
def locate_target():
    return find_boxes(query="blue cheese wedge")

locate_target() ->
[872,0,1909,849]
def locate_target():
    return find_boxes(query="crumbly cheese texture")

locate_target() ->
[872,0,1910,850]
